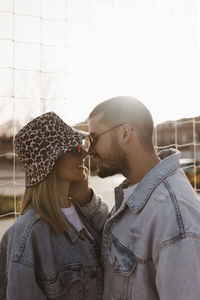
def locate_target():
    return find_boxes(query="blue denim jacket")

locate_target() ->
[0,198,108,300]
[80,149,200,300]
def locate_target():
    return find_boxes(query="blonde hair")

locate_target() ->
[20,164,70,235]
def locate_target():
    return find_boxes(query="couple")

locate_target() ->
[1,96,200,300]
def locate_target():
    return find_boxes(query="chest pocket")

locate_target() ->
[107,233,136,276]
[38,265,83,300]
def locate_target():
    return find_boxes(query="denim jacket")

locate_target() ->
[80,149,200,300]
[0,196,108,300]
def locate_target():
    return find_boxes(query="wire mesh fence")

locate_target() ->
[154,117,200,192]
[0,0,199,221]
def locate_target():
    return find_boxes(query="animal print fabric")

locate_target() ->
[14,112,87,187]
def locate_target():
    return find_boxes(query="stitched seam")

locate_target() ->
[163,179,185,235]
[160,232,200,251]
[37,261,99,280]
[10,258,34,271]
[110,233,153,264]
[142,169,179,207]
[155,233,200,265]
[13,217,42,262]
[128,168,179,213]
[110,232,134,256]
[132,253,153,264]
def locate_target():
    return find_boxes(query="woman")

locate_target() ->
[0,112,106,300]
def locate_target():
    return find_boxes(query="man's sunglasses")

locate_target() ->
[80,124,124,152]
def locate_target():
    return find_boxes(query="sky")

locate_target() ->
[0,0,200,131]
[57,0,200,126]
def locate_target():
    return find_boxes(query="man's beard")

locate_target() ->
[97,136,130,178]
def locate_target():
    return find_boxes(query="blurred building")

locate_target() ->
[155,116,200,161]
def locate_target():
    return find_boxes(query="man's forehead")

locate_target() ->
[88,112,106,133]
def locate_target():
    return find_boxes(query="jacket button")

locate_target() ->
[89,271,97,278]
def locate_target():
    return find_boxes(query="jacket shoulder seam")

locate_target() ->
[11,257,34,270]
[162,178,185,235]
[154,233,200,266]
[160,232,200,251]
[13,216,42,262]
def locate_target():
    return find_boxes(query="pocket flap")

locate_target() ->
[38,266,82,298]
[107,234,136,276]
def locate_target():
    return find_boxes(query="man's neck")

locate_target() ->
[124,152,160,185]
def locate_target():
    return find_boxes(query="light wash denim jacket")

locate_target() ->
[0,197,108,300]
[80,149,200,300]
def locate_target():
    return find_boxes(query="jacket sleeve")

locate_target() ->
[0,243,7,300]
[0,244,46,300]
[156,237,200,300]
[77,192,109,233]
[6,261,46,300]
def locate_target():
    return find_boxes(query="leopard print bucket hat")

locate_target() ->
[14,112,87,187]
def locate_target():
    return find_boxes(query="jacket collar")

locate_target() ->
[114,148,181,213]
[25,206,93,244]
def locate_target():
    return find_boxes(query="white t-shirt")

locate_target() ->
[61,203,93,239]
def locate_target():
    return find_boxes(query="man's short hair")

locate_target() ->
[88,96,154,151]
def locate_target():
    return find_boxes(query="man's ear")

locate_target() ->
[119,124,133,144]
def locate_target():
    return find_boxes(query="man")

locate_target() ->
[74,96,200,300]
